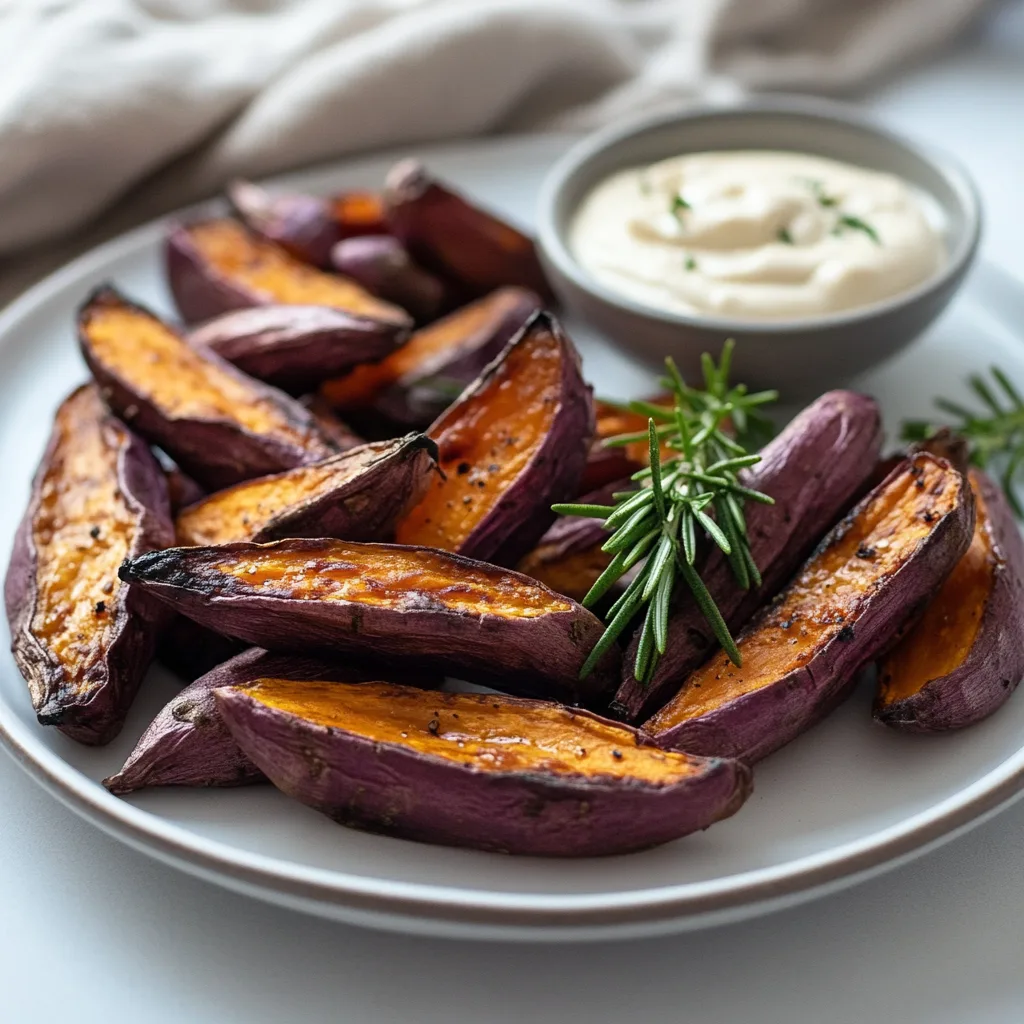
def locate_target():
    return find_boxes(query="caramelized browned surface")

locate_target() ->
[321,290,519,408]
[647,457,965,733]
[878,472,994,704]
[186,220,405,323]
[83,296,322,449]
[238,678,701,781]
[212,541,572,618]
[175,448,383,545]
[518,544,612,603]
[30,387,133,682]
[394,323,561,550]
[330,192,387,236]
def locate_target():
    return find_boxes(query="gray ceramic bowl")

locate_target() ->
[537,96,981,398]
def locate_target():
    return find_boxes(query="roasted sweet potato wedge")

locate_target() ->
[4,386,175,744]
[175,434,437,547]
[215,679,752,856]
[119,539,620,704]
[187,304,407,393]
[80,287,337,489]
[395,311,593,566]
[615,391,883,722]
[228,180,387,266]
[876,469,1024,731]
[320,286,540,430]
[644,452,976,762]
[331,235,447,324]
[104,648,385,793]
[384,160,553,299]
[166,219,411,329]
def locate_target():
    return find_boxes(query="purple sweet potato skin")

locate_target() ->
[166,224,257,324]
[79,287,337,490]
[384,159,554,301]
[876,470,1024,732]
[369,287,541,430]
[431,310,595,568]
[215,686,752,856]
[104,648,381,793]
[156,615,247,682]
[227,180,342,268]
[118,539,620,705]
[614,391,883,722]
[188,305,408,393]
[176,435,439,545]
[5,386,175,744]
[646,455,976,763]
[331,235,446,324]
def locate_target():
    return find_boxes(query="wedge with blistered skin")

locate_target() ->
[320,287,540,431]
[104,648,386,793]
[5,386,175,744]
[166,219,411,329]
[614,390,883,722]
[119,539,620,704]
[79,287,337,489]
[644,452,975,763]
[395,310,594,566]
[175,434,438,547]
[875,469,1024,731]
[187,304,407,393]
[215,679,752,856]
[384,160,553,300]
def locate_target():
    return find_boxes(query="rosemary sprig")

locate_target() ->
[552,341,777,684]
[902,366,1024,518]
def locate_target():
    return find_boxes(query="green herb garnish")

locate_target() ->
[902,367,1024,518]
[685,255,698,271]
[670,195,691,218]
[833,214,880,244]
[552,341,777,683]
[805,179,839,208]
[777,226,794,245]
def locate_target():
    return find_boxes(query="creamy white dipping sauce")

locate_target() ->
[569,151,946,321]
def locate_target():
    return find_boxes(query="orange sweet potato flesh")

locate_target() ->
[646,456,969,754]
[330,192,388,236]
[321,289,527,410]
[31,390,137,678]
[215,542,571,619]
[394,319,563,555]
[517,545,612,604]
[235,679,700,783]
[85,301,315,443]
[187,220,408,325]
[175,448,383,546]
[878,474,994,704]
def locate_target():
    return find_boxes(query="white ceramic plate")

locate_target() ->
[3,134,1024,943]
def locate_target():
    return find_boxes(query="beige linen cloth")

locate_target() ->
[0,0,986,305]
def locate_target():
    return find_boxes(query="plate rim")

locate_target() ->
[3,133,1024,935]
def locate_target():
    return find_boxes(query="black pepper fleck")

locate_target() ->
[89,526,101,539]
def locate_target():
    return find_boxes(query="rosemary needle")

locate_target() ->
[902,366,1024,518]
[558,340,777,685]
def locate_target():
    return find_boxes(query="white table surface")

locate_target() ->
[3,5,1024,1021]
